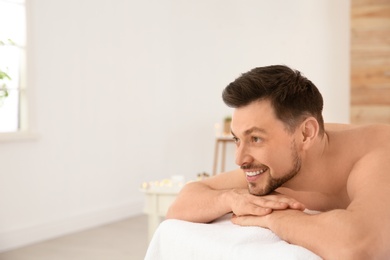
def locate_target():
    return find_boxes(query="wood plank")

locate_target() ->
[351,105,390,124]
[351,87,390,105]
[351,7,390,30]
[352,0,390,6]
[351,4,390,18]
[350,0,390,124]
[351,28,390,46]
[351,49,390,63]
[351,65,390,88]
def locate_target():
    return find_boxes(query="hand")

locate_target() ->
[231,213,269,228]
[228,189,305,217]
[231,208,305,229]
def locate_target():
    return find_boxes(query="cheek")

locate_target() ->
[261,149,293,175]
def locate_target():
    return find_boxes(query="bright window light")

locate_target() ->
[0,0,26,133]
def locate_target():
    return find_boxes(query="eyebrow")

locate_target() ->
[231,127,267,137]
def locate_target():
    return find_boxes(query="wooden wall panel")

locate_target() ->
[352,105,390,123]
[351,87,390,105]
[350,0,390,124]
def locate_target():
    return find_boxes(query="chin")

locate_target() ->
[248,185,269,196]
[248,181,277,196]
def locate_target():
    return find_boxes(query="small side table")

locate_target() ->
[142,189,180,241]
[212,136,234,175]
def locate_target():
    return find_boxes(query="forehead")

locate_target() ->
[231,100,286,135]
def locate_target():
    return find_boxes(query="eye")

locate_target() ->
[232,136,239,143]
[252,136,262,143]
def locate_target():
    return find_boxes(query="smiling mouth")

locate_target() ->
[245,167,268,177]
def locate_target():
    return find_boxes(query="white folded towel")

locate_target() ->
[145,214,321,260]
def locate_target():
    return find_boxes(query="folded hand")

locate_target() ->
[228,189,305,217]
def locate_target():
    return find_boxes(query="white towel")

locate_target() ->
[145,214,322,260]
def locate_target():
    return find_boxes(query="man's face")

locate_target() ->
[231,100,302,196]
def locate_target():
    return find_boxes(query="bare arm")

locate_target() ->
[165,180,234,223]
[232,150,390,259]
[233,209,369,259]
[166,169,305,223]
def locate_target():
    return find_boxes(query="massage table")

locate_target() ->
[145,213,322,259]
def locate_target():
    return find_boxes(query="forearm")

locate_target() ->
[166,181,232,223]
[268,209,370,260]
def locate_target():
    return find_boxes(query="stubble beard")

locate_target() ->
[248,140,302,196]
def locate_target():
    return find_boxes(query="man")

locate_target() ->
[166,65,390,260]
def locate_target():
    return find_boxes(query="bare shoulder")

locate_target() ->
[344,124,390,215]
[324,123,358,131]
[344,124,390,193]
[325,123,390,149]
[344,125,390,254]
[324,123,390,204]
[347,147,390,199]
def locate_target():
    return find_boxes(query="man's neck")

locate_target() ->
[283,132,331,192]
[278,130,352,210]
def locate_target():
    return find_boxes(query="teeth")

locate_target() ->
[246,168,266,176]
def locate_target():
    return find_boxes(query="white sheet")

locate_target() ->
[145,213,321,260]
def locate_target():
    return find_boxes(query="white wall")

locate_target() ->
[0,0,350,251]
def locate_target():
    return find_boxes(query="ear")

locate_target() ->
[299,117,319,150]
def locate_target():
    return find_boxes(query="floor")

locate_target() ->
[0,215,149,260]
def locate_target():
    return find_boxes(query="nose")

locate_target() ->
[235,142,253,167]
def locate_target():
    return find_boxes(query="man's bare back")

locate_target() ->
[277,123,390,212]
[168,115,390,260]
[166,65,390,259]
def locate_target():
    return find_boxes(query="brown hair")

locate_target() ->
[222,65,324,135]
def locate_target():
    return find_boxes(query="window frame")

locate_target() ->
[0,0,38,142]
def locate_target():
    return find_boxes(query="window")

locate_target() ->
[0,0,26,133]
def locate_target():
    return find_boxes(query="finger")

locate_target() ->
[234,205,272,217]
[273,196,305,210]
[252,198,290,210]
[231,215,266,227]
[250,205,272,216]
[254,196,305,211]
[290,201,306,210]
